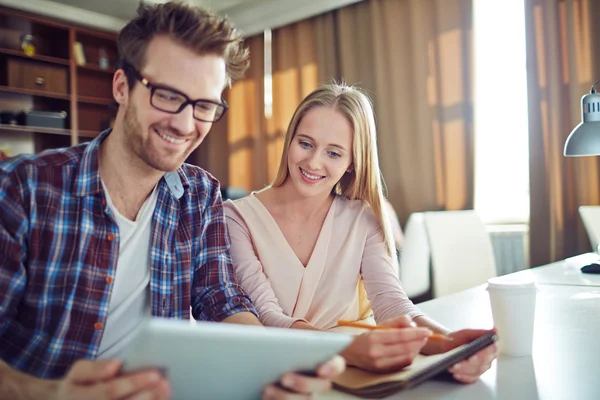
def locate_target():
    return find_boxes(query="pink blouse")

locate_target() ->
[224,194,424,330]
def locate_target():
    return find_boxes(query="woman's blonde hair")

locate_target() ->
[272,83,397,259]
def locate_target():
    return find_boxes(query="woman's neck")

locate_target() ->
[266,181,334,221]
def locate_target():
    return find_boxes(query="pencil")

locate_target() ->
[336,320,452,341]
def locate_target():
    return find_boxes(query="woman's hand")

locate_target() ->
[446,329,498,383]
[423,328,498,383]
[339,316,431,373]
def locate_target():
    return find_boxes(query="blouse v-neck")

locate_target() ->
[246,193,337,269]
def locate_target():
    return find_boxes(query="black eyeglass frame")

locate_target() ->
[121,61,229,123]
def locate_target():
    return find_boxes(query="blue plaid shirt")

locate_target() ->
[0,131,257,378]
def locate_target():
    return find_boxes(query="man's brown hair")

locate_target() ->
[117,1,249,88]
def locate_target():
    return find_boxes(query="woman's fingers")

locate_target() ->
[342,328,433,372]
[366,339,426,360]
[449,344,498,380]
[367,328,432,345]
[355,336,426,372]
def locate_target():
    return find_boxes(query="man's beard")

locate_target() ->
[122,102,188,172]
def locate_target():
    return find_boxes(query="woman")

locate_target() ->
[224,84,497,380]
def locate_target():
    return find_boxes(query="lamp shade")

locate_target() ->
[564,90,600,156]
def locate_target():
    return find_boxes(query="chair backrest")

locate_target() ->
[578,206,600,252]
[424,210,497,297]
[398,212,431,298]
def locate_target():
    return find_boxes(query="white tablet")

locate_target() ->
[121,318,353,400]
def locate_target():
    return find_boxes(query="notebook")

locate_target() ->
[332,331,497,398]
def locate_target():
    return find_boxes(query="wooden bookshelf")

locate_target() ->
[0,124,71,136]
[0,124,100,139]
[0,5,116,152]
[78,96,113,106]
[0,85,70,100]
[79,129,101,138]
[0,48,70,65]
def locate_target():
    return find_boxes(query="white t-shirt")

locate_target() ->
[96,182,159,359]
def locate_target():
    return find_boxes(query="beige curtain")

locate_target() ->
[265,20,320,182]
[203,22,319,192]
[187,110,229,186]
[314,0,474,224]
[187,35,265,188]
[525,0,600,267]
[226,35,267,191]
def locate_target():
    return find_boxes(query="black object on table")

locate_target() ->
[581,263,600,274]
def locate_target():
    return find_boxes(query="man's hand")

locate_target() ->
[339,316,431,373]
[54,359,170,400]
[261,355,345,400]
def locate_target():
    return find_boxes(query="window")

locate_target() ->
[264,28,273,119]
[473,0,530,224]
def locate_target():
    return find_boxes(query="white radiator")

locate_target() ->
[486,224,529,276]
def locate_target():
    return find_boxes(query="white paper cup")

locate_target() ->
[487,276,538,356]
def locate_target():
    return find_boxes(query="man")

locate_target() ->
[0,2,343,399]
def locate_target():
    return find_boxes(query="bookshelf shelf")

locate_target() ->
[0,48,70,66]
[0,124,71,136]
[78,96,113,106]
[0,85,70,101]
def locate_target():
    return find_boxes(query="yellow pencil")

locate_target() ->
[337,320,452,341]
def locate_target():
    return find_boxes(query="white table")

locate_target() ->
[509,253,600,287]
[320,261,600,400]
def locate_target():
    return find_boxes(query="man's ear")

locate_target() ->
[112,69,129,105]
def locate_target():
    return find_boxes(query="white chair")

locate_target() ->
[424,210,497,297]
[399,210,497,298]
[398,213,431,298]
[578,206,600,252]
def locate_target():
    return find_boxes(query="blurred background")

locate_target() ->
[0,0,599,288]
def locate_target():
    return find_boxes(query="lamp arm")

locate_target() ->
[591,79,600,94]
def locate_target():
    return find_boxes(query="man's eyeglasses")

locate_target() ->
[122,62,228,123]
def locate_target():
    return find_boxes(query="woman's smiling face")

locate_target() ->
[286,106,354,198]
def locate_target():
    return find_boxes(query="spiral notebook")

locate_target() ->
[332,332,497,399]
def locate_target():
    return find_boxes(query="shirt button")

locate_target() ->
[101,198,107,206]
[106,276,113,284]
[107,233,115,241]
[94,322,103,330]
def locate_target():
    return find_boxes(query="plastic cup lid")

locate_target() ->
[487,276,537,292]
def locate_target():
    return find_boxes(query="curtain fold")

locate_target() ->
[227,34,267,191]
[187,35,264,189]
[214,22,319,192]
[314,0,474,224]
[266,19,320,182]
[525,0,600,267]
[209,0,474,222]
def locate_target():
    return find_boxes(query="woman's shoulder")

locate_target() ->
[223,194,258,221]
[334,196,379,228]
